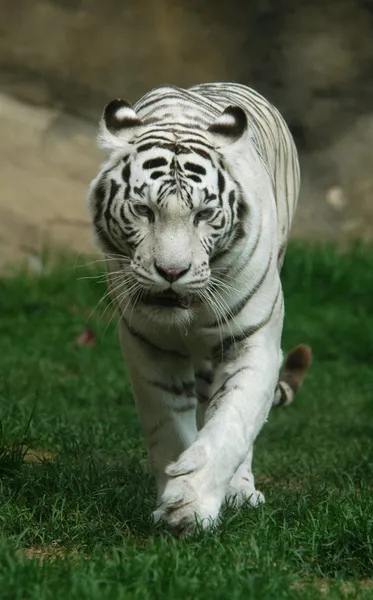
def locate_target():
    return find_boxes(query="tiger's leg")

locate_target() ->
[225,446,265,507]
[154,321,282,533]
[225,344,312,507]
[119,321,198,501]
[194,359,214,431]
[195,361,264,509]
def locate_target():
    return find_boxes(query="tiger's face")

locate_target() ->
[88,99,250,318]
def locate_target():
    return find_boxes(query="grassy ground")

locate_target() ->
[0,243,372,599]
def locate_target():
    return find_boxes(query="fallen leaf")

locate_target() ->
[75,327,96,347]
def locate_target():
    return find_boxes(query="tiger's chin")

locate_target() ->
[137,290,200,327]
[140,289,196,310]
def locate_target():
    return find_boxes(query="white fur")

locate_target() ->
[88,83,300,533]
[97,106,141,152]
[214,113,236,127]
[115,106,138,121]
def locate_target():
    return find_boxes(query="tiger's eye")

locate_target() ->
[135,204,154,222]
[194,208,215,225]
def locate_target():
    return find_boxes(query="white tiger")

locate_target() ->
[87,83,311,533]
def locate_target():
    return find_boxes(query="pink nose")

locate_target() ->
[155,263,191,283]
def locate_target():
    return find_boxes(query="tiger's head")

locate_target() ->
[88,97,255,322]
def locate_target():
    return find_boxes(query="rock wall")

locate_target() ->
[1,0,372,150]
[0,0,372,256]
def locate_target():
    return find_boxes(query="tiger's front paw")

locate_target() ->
[225,470,265,508]
[153,477,221,534]
[153,444,223,534]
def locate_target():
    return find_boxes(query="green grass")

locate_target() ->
[0,242,373,599]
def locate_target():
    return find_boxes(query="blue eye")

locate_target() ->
[194,208,215,225]
[135,204,154,221]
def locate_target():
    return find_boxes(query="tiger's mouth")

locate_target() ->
[141,289,195,309]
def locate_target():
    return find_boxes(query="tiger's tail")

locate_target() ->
[272,344,312,408]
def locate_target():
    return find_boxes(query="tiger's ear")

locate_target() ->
[207,105,248,147]
[98,99,143,151]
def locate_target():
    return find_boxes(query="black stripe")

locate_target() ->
[233,254,273,316]
[136,92,192,112]
[246,223,262,262]
[119,204,133,227]
[133,182,147,197]
[150,171,165,180]
[94,176,106,206]
[197,393,209,403]
[195,371,213,385]
[278,243,286,268]
[122,164,131,200]
[143,157,168,169]
[210,220,247,264]
[103,179,120,224]
[186,146,214,162]
[210,214,225,230]
[184,162,206,175]
[137,142,173,153]
[177,138,215,150]
[138,84,217,110]
[272,384,287,408]
[205,192,217,203]
[156,180,175,203]
[135,134,172,145]
[228,190,235,209]
[124,319,188,359]
[281,133,291,231]
[122,163,131,184]
[217,170,225,195]
[95,228,124,256]
[209,367,250,404]
[236,196,248,221]
[144,379,195,397]
[139,123,205,135]
[213,286,282,359]
[147,416,171,439]
[208,254,273,327]
[201,236,212,254]
[125,230,145,249]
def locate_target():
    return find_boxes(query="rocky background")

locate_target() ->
[0,0,372,266]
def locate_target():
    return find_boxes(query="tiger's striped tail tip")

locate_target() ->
[272,344,312,408]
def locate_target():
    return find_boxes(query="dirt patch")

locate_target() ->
[16,544,88,564]
[22,446,54,463]
[292,578,373,596]
[257,475,309,493]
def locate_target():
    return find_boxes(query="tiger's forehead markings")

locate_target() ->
[133,182,147,197]
[116,131,219,211]
[204,192,217,203]
[150,171,165,181]
[184,162,206,176]
[143,157,168,169]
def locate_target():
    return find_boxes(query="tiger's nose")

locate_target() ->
[155,263,191,283]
